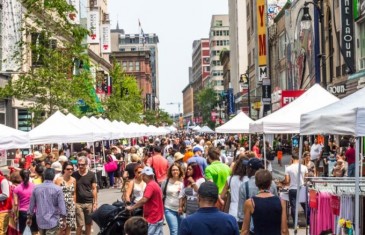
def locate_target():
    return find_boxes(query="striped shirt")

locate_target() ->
[28,180,67,229]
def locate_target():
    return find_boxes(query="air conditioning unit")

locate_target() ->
[359,58,365,71]
[357,77,365,90]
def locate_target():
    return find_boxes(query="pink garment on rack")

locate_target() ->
[310,192,335,235]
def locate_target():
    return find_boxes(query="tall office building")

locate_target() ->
[228,0,248,113]
[207,15,230,97]
[111,29,160,108]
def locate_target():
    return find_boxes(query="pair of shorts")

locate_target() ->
[75,203,93,227]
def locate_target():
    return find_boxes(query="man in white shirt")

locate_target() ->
[310,138,322,170]
[284,154,308,227]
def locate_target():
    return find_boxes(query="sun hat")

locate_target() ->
[174,152,185,162]
[51,161,62,172]
[58,155,68,162]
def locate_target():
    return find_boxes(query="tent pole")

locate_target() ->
[355,137,360,235]
[249,134,251,151]
[263,134,267,169]
[294,135,303,234]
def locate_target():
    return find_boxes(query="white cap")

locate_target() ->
[51,161,62,172]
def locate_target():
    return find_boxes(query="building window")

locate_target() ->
[18,109,32,131]
[135,61,140,71]
[360,21,365,71]
[0,101,5,125]
[129,61,134,71]
[278,33,286,59]
[122,61,127,71]
[215,20,223,27]
[131,47,136,51]
[279,70,286,90]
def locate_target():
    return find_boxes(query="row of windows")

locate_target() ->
[121,61,140,72]
[211,30,229,37]
[212,70,223,76]
[211,40,230,47]
[211,60,222,66]
[211,50,221,57]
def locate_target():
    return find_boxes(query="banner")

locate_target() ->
[281,90,305,107]
[1,0,22,71]
[101,24,111,53]
[87,11,100,44]
[262,79,271,105]
[227,88,235,115]
[341,0,355,73]
[67,0,80,24]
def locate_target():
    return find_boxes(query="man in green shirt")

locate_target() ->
[205,147,231,194]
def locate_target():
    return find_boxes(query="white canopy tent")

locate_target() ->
[215,112,253,133]
[29,111,94,144]
[298,87,365,234]
[66,114,106,141]
[200,126,215,134]
[249,84,339,134]
[0,124,30,150]
[192,125,201,131]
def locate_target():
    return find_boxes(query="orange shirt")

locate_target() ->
[183,151,193,162]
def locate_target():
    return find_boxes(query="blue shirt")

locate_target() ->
[180,207,239,235]
[187,155,208,174]
[28,180,67,229]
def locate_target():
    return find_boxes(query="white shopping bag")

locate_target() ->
[23,226,32,235]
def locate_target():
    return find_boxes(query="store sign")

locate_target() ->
[262,79,271,104]
[101,24,111,53]
[87,11,100,44]
[341,0,355,73]
[67,0,80,24]
[328,84,346,94]
[257,0,267,66]
[281,90,305,107]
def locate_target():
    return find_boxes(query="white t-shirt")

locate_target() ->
[285,163,308,190]
[310,143,322,160]
[227,175,249,220]
[163,180,184,212]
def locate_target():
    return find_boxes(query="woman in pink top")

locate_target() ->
[13,169,35,234]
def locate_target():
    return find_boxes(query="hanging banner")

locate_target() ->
[67,0,80,24]
[87,11,100,44]
[1,0,22,72]
[227,88,235,115]
[341,0,355,74]
[101,24,111,53]
[257,0,267,68]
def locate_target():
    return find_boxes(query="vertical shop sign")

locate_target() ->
[87,11,100,44]
[67,0,80,24]
[341,0,355,73]
[101,24,111,53]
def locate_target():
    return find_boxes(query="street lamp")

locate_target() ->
[239,67,250,118]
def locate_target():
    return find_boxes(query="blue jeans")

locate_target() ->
[108,171,114,187]
[148,220,164,235]
[164,208,181,235]
[348,163,355,177]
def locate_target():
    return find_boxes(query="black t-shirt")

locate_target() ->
[125,162,138,180]
[72,171,96,203]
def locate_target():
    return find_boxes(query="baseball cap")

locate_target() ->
[141,167,155,176]
[248,158,264,170]
[51,161,62,171]
[193,146,203,153]
[198,181,218,199]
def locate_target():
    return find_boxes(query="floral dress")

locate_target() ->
[59,180,76,229]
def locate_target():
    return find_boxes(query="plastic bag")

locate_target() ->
[23,226,31,235]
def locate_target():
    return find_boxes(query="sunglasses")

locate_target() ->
[78,163,86,166]
[65,168,73,171]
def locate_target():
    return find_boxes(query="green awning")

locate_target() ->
[348,70,365,80]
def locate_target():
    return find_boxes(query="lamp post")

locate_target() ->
[240,67,250,118]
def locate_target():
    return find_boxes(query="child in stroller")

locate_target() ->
[91,200,142,235]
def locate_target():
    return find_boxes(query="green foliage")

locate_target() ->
[196,87,218,128]
[143,109,173,126]
[0,0,99,123]
[103,62,143,123]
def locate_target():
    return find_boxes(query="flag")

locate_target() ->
[138,19,147,46]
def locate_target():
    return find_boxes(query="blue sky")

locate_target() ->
[108,0,228,114]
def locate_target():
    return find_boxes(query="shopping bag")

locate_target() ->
[23,226,31,235]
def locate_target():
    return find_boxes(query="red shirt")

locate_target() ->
[147,154,169,184]
[345,147,355,165]
[143,180,164,223]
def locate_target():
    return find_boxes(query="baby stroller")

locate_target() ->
[91,200,142,235]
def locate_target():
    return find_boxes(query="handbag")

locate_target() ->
[223,176,233,213]
[104,156,117,173]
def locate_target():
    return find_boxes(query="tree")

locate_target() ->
[196,87,218,129]
[0,0,99,124]
[143,109,173,126]
[103,62,143,123]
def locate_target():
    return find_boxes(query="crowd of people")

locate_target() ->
[0,133,357,235]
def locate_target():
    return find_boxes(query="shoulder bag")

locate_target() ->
[223,176,233,213]
[162,178,170,204]
[104,156,118,173]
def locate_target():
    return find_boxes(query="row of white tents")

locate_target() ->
[216,83,365,233]
[0,112,178,150]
